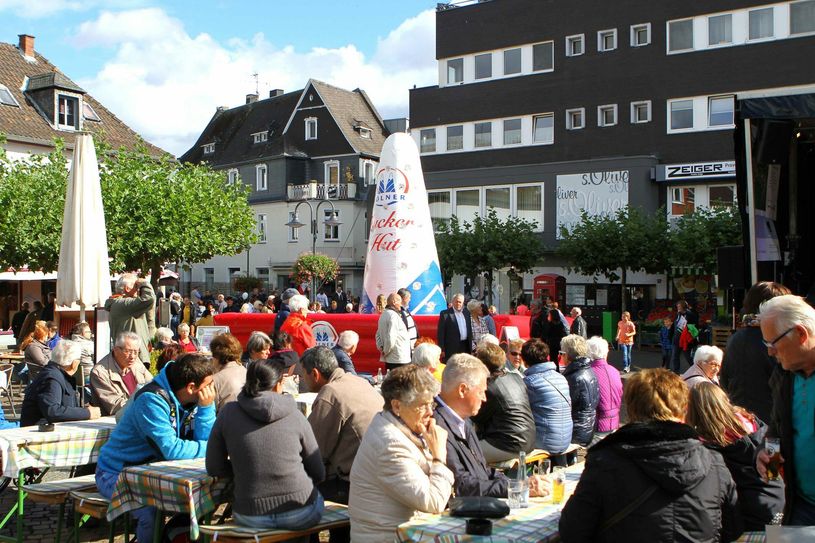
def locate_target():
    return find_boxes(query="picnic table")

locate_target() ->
[397,463,584,543]
[107,457,231,541]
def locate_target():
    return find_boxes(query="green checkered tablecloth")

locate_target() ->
[736,532,765,542]
[107,457,231,540]
[398,463,584,543]
[0,416,117,477]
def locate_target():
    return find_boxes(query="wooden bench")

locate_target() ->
[69,490,129,543]
[199,502,349,542]
[22,474,97,543]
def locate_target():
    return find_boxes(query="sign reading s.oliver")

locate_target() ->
[556,170,629,239]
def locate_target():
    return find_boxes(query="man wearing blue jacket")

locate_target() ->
[95,352,216,542]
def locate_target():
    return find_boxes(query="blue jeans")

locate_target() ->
[234,492,324,531]
[620,344,632,369]
[96,469,156,543]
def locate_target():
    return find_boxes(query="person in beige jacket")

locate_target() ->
[90,332,152,416]
[209,333,246,411]
[349,365,454,542]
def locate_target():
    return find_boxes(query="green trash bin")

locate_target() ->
[602,311,619,345]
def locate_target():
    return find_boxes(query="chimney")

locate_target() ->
[269,89,284,98]
[18,34,35,58]
[246,93,259,104]
[216,106,229,113]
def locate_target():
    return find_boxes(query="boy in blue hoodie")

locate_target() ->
[95,352,216,542]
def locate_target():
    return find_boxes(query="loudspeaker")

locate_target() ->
[755,120,794,165]
[718,245,746,289]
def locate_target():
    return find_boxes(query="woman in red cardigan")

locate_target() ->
[279,294,316,356]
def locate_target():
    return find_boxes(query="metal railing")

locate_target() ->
[287,182,357,201]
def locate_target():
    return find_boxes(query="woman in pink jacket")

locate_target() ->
[586,336,623,446]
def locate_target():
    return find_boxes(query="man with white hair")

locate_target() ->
[412,342,445,382]
[21,340,102,426]
[332,330,360,375]
[437,293,472,362]
[570,307,588,338]
[756,294,815,525]
[91,332,153,416]
[376,293,410,370]
[104,273,156,365]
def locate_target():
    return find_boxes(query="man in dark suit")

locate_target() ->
[437,293,472,362]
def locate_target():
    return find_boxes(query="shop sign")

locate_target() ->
[556,170,629,239]
[657,161,736,182]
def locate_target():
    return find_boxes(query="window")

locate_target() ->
[455,189,481,224]
[790,0,815,34]
[486,187,511,222]
[446,125,463,151]
[203,143,215,154]
[447,58,464,84]
[516,185,543,230]
[255,165,267,190]
[228,267,241,280]
[598,104,618,127]
[503,118,522,145]
[533,114,554,143]
[503,48,522,75]
[362,161,376,185]
[359,127,372,139]
[257,214,267,243]
[631,23,651,46]
[671,187,696,215]
[670,100,694,129]
[0,84,19,107]
[474,53,492,79]
[324,161,340,195]
[420,128,436,153]
[305,117,318,140]
[710,185,737,207]
[428,191,452,232]
[324,210,340,241]
[708,14,733,45]
[709,96,734,127]
[598,29,617,51]
[631,101,652,123]
[82,102,100,121]
[668,19,694,51]
[227,169,239,184]
[474,122,492,148]
[749,8,774,40]
[288,211,299,242]
[566,34,584,56]
[57,95,78,129]
[253,131,268,143]
[532,41,554,71]
[256,268,270,289]
[566,108,585,130]
[204,268,214,291]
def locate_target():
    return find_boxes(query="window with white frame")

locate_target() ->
[474,122,492,148]
[447,58,464,84]
[227,169,239,185]
[420,129,436,153]
[710,185,737,207]
[257,214,267,243]
[253,131,268,143]
[447,125,464,151]
[324,209,340,241]
[668,19,694,52]
[749,7,774,40]
[631,101,652,123]
[305,117,318,140]
[256,267,270,288]
[324,161,340,193]
[288,211,299,242]
[791,0,815,35]
[533,114,554,143]
[516,184,543,230]
[566,34,584,56]
[359,127,372,139]
[503,48,522,75]
[532,41,554,71]
[598,29,617,52]
[203,143,215,154]
[430,185,543,232]
[670,100,694,130]
[631,23,651,46]
[709,95,735,127]
[671,187,696,215]
[474,53,492,79]
[598,104,618,127]
[429,191,452,232]
[82,102,100,121]
[362,160,376,185]
[57,94,79,130]
[503,118,522,145]
[0,84,19,107]
[204,268,214,290]
[566,108,585,130]
[486,187,511,222]
[256,164,267,190]
[708,14,733,45]
[455,189,481,224]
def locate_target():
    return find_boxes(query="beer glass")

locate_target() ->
[552,466,566,504]
[765,437,782,481]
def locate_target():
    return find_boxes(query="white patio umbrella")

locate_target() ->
[56,134,111,321]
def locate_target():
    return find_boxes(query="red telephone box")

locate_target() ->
[533,274,566,307]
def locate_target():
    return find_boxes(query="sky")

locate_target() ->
[0,0,440,155]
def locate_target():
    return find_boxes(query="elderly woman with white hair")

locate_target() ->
[467,299,495,351]
[332,330,360,374]
[176,322,200,353]
[280,294,316,357]
[587,336,623,445]
[682,345,723,389]
[412,342,445,382]
[20,340,102,426]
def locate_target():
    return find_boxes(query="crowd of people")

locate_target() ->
[2,278,814,541]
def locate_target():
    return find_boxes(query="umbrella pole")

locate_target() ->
[79,303,86,323]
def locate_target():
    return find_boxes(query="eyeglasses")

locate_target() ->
[762,327,796,349]
[509,351,522,356]
[116,347,140,356]
[411,401,437,414]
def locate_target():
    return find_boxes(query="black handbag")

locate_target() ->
[449,496,510,519]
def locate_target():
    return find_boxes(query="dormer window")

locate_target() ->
[305,117,318,140]
[83,102,101,122]
[359,127,372,139]
[203,143,215,154]
[57,94,79,130]
[252,131,268,143]
[0,84,19,107]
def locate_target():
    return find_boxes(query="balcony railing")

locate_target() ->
[287,182,357,201]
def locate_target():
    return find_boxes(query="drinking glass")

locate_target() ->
[552,466,566,504]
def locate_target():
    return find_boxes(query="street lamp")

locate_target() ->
[285,199,342,301]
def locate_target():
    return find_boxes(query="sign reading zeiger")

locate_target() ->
[658,161,736,182]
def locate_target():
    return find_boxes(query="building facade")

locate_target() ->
[180,80,389,296]
[410,0,815,317]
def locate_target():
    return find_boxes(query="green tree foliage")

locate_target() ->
[291,253,339,286]
[668,206,742,272]
[435,208,542,304]
[558,207,669,312]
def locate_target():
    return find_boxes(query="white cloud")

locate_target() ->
[0,0,143,19]
[73,7,438,156]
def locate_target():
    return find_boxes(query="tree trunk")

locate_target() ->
[620,267,628,314]
[149,260,162,292]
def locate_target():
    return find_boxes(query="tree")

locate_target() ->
[668,206,742,273]
[558,206,669,312]
[292,253,339,299]
[435,208,542,304]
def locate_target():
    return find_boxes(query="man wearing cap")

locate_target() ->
[275,288,300,333]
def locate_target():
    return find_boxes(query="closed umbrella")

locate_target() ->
[56,134,111,321]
